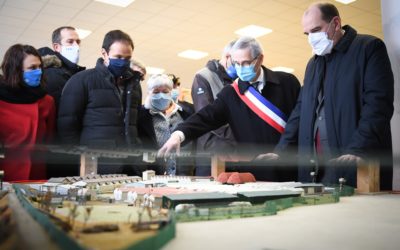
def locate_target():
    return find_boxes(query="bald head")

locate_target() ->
[302,4,323,34]
[305,3,339,22]
[303,3,341,32]
[302,2,343,47]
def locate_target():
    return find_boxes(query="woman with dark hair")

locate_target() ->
[0,44,56,181]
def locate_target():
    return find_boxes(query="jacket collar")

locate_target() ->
[263,66,280,85]
[332,25,357,54]
[58,52,86,73]
[237,65,280,94]
[96,57,113,79]
[206,59,233,84]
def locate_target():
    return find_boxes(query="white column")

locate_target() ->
[381,0,400,190]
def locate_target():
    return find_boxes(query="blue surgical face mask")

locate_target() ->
[235,64,257,82]
[226,64,238,79]
[23,69,42,87]
[108,58,130,78]
[171,89,180,102]
[151,92,172,111]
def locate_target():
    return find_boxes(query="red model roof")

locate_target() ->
[217,172,256,184]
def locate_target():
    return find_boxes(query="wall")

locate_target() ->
[381,0,400,190]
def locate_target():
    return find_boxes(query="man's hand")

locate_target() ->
[157,132,182,158]
[254,153,280,161]
[330,154,363,165]
[217,154,254,162]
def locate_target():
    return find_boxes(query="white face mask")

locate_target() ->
[308,32,333,56]
[307,21,336,56]
[60,45,80,64]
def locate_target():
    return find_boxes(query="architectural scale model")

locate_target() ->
[0,170,354,250]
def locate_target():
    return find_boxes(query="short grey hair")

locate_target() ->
[147,74,173,92]
[130,58,146,74]
[222,39,237,56]
[231,36,263,59]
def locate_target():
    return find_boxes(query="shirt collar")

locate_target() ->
[250,68,264,92]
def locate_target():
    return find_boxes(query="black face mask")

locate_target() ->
[108,58,130,77]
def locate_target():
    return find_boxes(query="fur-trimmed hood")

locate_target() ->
[38,47,63,69]
[38,47,85,72]
[42,54,63,69]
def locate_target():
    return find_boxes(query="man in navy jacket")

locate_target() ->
[260,2,394,189]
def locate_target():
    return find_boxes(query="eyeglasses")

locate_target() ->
[231,56,259,67]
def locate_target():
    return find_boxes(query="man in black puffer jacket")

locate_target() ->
[58,30,142,174]
[38,26,85,111]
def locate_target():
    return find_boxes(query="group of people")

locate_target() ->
[0,2,394,190]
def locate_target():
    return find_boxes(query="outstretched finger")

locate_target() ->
[176,143,181,156]
[157,146,167,158]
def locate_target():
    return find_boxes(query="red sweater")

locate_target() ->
[0,95,55,181]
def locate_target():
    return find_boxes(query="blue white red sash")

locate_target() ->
[232,81,287,133]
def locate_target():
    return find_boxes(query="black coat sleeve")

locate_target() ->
[345,39,394,155]
[275,87,302,153]
[57,73,87,145]
[43,68,67,109]
[137,107,156,149]
[177,89,230,142]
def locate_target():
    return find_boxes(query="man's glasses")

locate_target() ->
[231,56,258,67]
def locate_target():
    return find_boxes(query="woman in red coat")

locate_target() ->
[0,44,56,181]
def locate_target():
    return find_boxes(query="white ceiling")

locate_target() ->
[0,0,383,91]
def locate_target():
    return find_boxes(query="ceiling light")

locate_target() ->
[234,25,272,38]
[335,0,356,4]
[178,50,209,60]
[146,67,165,75]
[95,0,135,8]
[76,28,92,39]
[271,66,294,73]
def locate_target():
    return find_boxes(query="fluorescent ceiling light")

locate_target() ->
[271,66,294,73]
[335,0,356,4]
[235,25,272,38]
[146,67,165,75]
[178,50,209,60]
[76,28,92,39]
[95,0,135,7]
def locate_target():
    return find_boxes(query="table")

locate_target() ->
[163,194,400,250]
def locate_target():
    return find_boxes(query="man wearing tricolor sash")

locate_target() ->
[158,37,300,181]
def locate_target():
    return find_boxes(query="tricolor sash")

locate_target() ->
[232,81,287,133]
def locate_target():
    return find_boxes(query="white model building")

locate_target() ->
[142,170,155,181]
